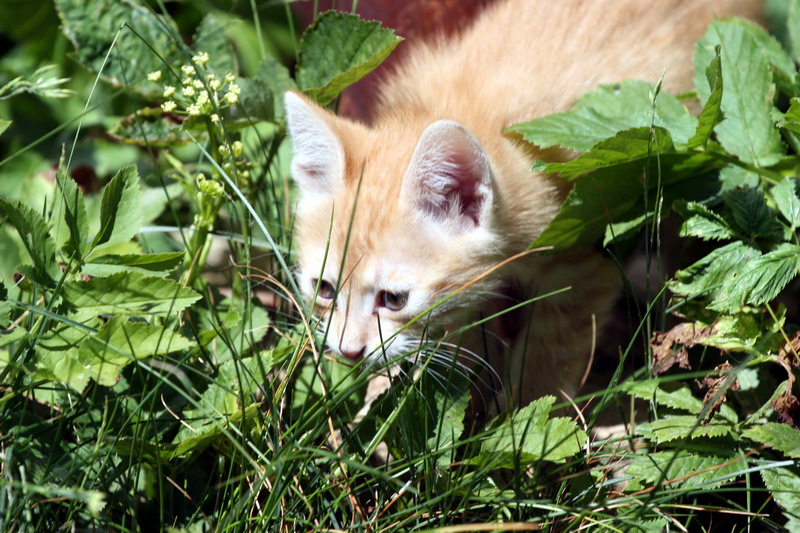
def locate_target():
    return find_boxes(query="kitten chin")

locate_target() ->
[285,0,763,406]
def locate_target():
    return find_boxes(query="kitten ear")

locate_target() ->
[404,120,493,228]
[284,91,343,196]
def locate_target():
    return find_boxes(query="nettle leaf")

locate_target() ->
[676,201,736,241]
[626,450,745,490]
[637,415,734,444]
[56,171,89,260]
[687,46,723,149]
[772,178,800,229]
[296,11,401,106]
[626,381,737,423]
[478,396,586,466]
[82,252,185,277]
[109,108,195,147]
[192,14,237,79]
[55,0,180,100]
[543,127,675,180]
[694,20,785,167]
[62,271,201,315]
[671,241,760,303]
[743,423,800,458]
[88,165,142,259]
[0,197,59,286]
[723,243,800,310]
[508,80,696,152]
[762,465,800,531]
[722,186,782,240]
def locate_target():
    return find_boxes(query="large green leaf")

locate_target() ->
[772,178,800,229]
[542,127,675,180]
[88,164,142,258]
[62,271,200,315]
[762,465,800,532]
[509,80,696,152]
[0,197,59,286]
[687,46,723,149]
[477,396,586,466]
[671,241,761,304]
[744,423,800,458]
[55,0,180,99]
[82,252,185,277]
[722,186,783,240]
[191,14,237,78]
[108,108,195,148]
[257,55,297,121]
[676,201,736,241]
[637,415,734,443]
[626,449,745,490]
[718,243,800,310]
[296,12,401,106]
[56,171,89,261]
[694,20,785,167]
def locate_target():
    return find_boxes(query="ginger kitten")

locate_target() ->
[284,0,762,405]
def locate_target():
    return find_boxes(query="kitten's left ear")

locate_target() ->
[284,91,344,197]
[403,120,493,229]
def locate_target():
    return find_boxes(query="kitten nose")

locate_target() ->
[339,345,366,361]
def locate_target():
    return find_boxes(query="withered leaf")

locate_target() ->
[698,362,740,423]
[651,323,714,375]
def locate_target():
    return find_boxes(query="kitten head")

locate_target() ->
[285,92,502,366]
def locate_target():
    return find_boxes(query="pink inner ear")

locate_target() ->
[410,122,492,228]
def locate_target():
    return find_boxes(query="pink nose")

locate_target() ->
[340,346,366,360]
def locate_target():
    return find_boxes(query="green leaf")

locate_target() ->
[55,0,180,100]
[762,466,800,531]
[0,120,10,137]
[743,423,800,458]
[296,12,402,106]
[790,0,800,62]
[509,80,696,152]
[722,186,782,239]
[543,127,675,180]
[637,415,733,443]
[694,20,785,167]
[108,108,195,147]
[676,201,736,241]
[220,77,275,126]
[781,98,800,135]
[625,382,738,423]
[56,171,89,260]
[62,271,200,315]
[192,14,237,79]
[671,241,760,303]
[687,46,723,149]
[256,55,296,121]
[720,243,800,310]
[89,165,142,258]
[0,197,59,286]
[82,252,185,277]
[772,178,800,229]
[479,396,587,466]
[626,450,745,490]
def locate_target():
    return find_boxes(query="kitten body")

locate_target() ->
[285,0,762,404]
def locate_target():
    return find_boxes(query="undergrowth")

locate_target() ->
[1,0,800,531]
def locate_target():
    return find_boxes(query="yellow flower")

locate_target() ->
[181,64,195,76]
[192,52,210,66]
[147,70,162,82]
[163,86,176,98]
[161,100,177,112]
[182,86,196,97]
[210,114,220,124]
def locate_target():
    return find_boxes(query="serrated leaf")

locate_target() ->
[62,271,200,315]
[82,252,185,277]
[687,46,723,149]
[296,12,401,106]
[694,20,785,167]
[638,415,733,443]
[626,450,745,490]
[677,201,736,241]
[509,80,696,152]
[88,165,142,258]
[108,108,195,147]
[772,178,800,229]
[744,423,800,458]
[672,241,760,303]
[543,127,675,180]
[625,382,738,423]
[56,171,89,260]
[55,0,180,100]
[0,197,59,286]
[722,186,782,239]
[256,55,296,121]
[479,396,587,465]
[718,243,800,310]
[762,466,800,529]
[191,14,237,79]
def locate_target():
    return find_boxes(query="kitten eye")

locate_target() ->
[312,278,335,300]
[377,290,409,311]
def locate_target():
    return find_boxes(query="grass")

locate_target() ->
[0,0,798,531]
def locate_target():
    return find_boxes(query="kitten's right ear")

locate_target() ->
[284,91,343,196]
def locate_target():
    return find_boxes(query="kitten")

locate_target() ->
[284,0,762,405]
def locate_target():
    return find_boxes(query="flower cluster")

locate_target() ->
[148,52,241,119]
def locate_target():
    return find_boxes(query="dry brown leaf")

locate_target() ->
[651,323,714,375]
[697,362,740,423]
